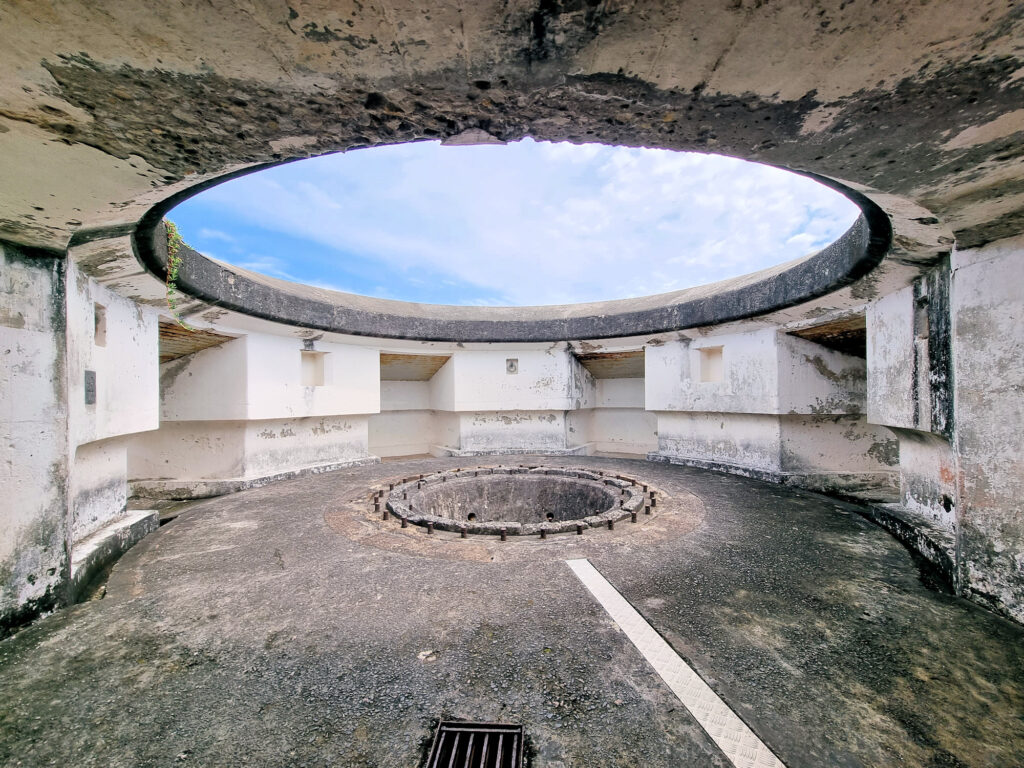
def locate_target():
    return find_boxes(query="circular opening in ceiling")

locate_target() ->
[168,138,860,307]
[386,467,646,536]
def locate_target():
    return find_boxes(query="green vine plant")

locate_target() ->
[164,219,195,331]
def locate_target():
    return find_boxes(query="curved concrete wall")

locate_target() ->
[1,1,1022,634]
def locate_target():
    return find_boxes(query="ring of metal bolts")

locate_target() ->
[367,466,659,540]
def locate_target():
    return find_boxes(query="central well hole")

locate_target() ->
[386,467,646,537]
[418,474,616,525]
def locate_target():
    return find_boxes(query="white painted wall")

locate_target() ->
[70,437,128,542]
[459,411,569,453]
[777,334,866,415]
[588,409,658,455]
[894,429,957,528]
[128,416,369,483]
[127,421,246,482]
[645,332,780,414]
[244,335,379,420]
[369,411,435,457]
[656,412,783,473]
[161,334,380,421]
[950,236,1024,619]
[596,378,645,408]
[429,357,456,411]
[433,411,462,452]
[867,285,916,429]
[446,348,585,412]
[65,262,159,447]
[160,337,249,421]
[243,416,369,477]
[380,380,430,411]
[0,245,68,622]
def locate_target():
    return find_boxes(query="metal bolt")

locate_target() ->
[631,511,637,523]
[426,522,434,535]
[608,520,615,531]
[500,528,507,542]
[642,484,648,492]
[645,505,651,515]
[576,524,584,535]
[650,497,657,508]
[461,528,467,539]
[403,491,407,499]
[382,509,390,521]
[388,483,394,490]
[401,517,408,528]
[540,529,547,540]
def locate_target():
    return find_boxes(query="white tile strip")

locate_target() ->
[566,558,786,768]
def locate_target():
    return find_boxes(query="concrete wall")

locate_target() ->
[587,409,658,455]
[428,348,593,412]
[0,245,69,635]
[161,335,379,421]
[779,416,899,502]
[656,412,783,475]
[458,411,571,454]
[950,236,1024,620]
[0,0,1022,633]
[646,332,781,414]
[369,411,435,457]
[4,242,1023,629]
[70,437,128,543]
[128,415,370,495]
[868,286,917,430]
[65,261,159,446]
[66,261,158,543]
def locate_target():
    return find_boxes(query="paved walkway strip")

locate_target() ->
[566,558,786,768]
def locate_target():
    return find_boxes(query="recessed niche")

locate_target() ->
[699,346,724,383]
[93,304,107,347]
[300,350,326,387]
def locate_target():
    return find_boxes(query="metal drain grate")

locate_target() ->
[424,721,524,768]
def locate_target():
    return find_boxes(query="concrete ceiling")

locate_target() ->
[788,315,868,358]
[158,321,235,363]
[576,350,645,379]
[0,0,1019,259]
[380,353,451,381]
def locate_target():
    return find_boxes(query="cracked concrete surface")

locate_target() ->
[1,456,1021,767]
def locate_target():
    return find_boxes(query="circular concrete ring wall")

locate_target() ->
[134,157,891,343]
[385,467,646,536]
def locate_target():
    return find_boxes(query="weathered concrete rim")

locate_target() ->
[384,465,646,536]
[132,153,892,343]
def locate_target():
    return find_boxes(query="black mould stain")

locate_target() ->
[302,22,341,43]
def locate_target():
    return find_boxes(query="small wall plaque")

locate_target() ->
[84,370,97,405]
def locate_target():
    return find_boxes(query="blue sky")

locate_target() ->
[169,138,859,307]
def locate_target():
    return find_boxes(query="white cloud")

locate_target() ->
[183,138,860,306]
[197,227,235,243]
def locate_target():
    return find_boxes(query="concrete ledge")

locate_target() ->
[862,503,958,590]
[646,453,899,502]
[648,451,954,591]
[130,456,381,500]
[430,445,592,458]
[69,511,159,602]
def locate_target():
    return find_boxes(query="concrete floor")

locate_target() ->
[2,456,1022,767]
